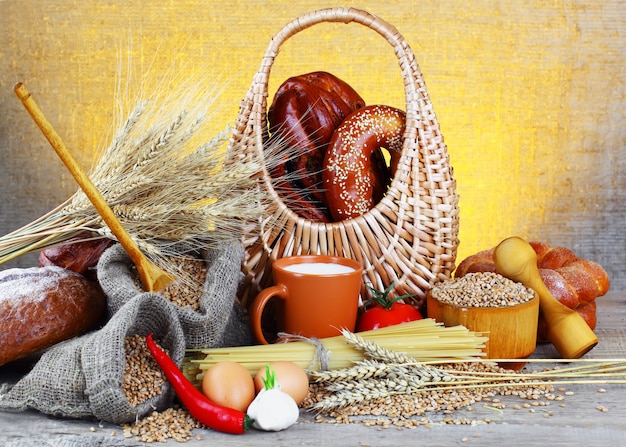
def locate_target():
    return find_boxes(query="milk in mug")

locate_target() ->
[283,262,356,275]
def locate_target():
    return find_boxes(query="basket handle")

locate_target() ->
[229,6,447,179]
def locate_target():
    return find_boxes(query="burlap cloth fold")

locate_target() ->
[0,239,251,427]
[97,240,251,349]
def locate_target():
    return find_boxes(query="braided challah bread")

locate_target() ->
[267,71,366,222]
[455,241,610,341]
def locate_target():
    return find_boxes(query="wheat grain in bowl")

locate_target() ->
[430,272,535,308]
[427,272,540,366]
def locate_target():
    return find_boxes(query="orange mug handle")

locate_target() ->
[249,283,288,345]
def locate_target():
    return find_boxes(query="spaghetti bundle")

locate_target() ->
[184,319,488,384]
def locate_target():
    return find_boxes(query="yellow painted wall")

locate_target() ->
[1,1,624,287]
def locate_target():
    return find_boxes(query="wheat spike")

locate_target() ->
[0,52,278,273]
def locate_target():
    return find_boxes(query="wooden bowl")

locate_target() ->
[426,290,539,369]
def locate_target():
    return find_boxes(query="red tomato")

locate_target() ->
[357,302,422,331]
[356,283,423,331]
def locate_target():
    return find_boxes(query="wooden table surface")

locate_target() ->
[1,291,624,447]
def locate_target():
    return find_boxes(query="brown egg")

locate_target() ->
[201,361,255,412]
[254,361,309,405]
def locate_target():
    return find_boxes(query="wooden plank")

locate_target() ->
[0,291,624,445]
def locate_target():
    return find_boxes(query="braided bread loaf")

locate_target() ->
[455,241,610,341]
[267,71,366,222]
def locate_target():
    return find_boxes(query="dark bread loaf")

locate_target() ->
[0,266,106,366]
[267,71,366,221]
[38,236,114,278]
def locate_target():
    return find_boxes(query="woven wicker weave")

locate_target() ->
[228,7,460,310]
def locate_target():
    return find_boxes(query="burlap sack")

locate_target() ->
[0,239,249,427]
[0,293,184,423]
[97,239,252,349]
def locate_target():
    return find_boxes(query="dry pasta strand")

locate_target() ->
[183,319,488,385]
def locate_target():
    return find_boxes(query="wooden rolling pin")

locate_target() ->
[14,82,175,292]
[493,236,597,359]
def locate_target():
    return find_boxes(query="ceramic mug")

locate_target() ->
[249,255,363,344]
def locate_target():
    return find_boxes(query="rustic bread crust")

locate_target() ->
[0,266,106,366]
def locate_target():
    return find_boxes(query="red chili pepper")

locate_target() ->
[145,333,252,434]
[356,283,422,332]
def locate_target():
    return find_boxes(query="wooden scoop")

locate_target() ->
[14,82,175,292]
[493,236,597,359]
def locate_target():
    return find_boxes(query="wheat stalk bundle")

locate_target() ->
[185,323,626,415]
[308,331,626,412]
[0,64,288,279]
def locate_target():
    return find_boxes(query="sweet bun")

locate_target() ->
[454,241,610,341]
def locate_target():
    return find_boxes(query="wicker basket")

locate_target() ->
[228,7,460,310]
